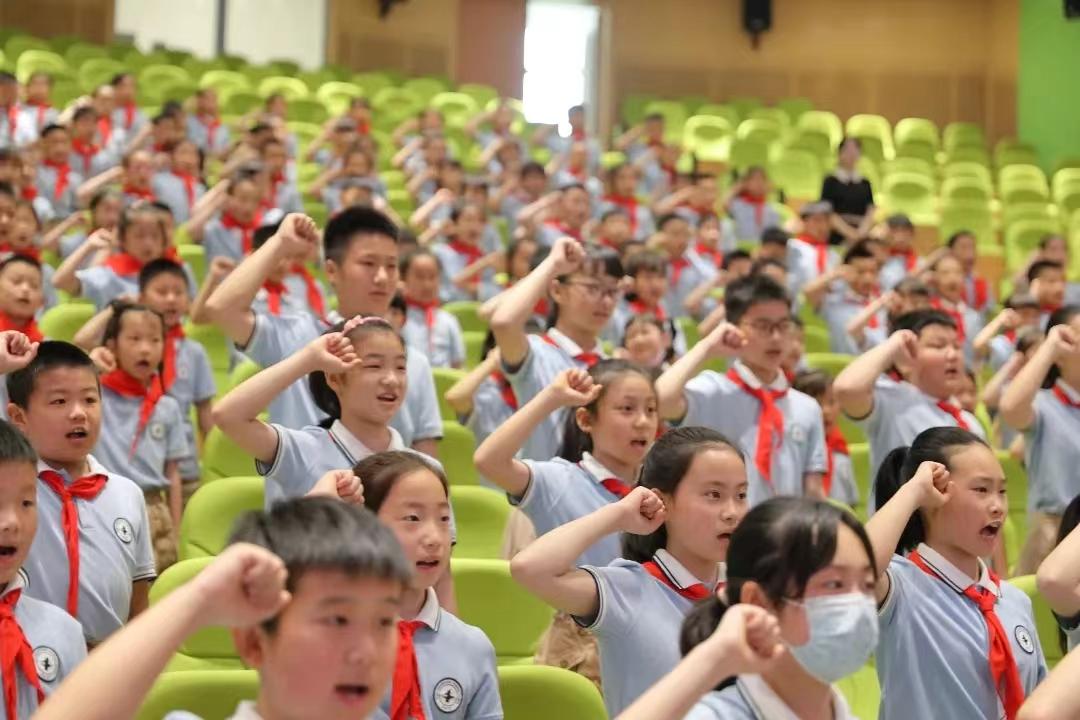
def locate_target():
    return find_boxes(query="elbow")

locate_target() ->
[508,553,537,588]
[210,401,236,434]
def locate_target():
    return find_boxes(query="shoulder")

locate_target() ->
[407,349,433,374]
[524,457,578,481]
[180,337,211,360]
[438,610,497,656]
[687,688,752,719]
[688,369,732,392]
[20,592,85,644]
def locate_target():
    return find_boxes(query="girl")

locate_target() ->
[868,427,1047,720]
[5,200,58,310]
[615,315,670,371]
[190,173,264,263]
[52,189,122,261]
[793,369,860,508]
[430,202,493,303]
[617,496,879,720]
[150,138,206,223]
[490,236,623,460]
[1035,493,1080,653]
[1000,306,1080,574]
[598,163,654,241]
[930,252,984,364]
[95,303,189,570]
[510,426,749,717]
[358,451,503,719]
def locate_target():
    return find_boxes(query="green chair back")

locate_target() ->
[768,149,823,200]
[797,109,843,150]
[728,96,763,121]
[453,558,555,664]
[4,36,50,62]
[835,663,880,720]
[939,201,995,249]
[457,82,499,109]
[138,63,191,88]
[257,75,309,100]
[40,304,95,343]
[848,443,871,518]
[498,665,607,720]
[402,76,449,104]
[433,367,467,421]
[450,486,510,559]
[943,121,986,153]
[464,330,485,369]
[137,669,258,720]
[227,359,261,392]
[315,81,364,116]
[198,69,251,95]
[996,450,1029,530]
[944,146,991,167]
[803,326,830,354]
[894,117,941,151]
[736,117,783,146]
[804,352,854,378]
[178,476,264,560]
[202,427,257,482]
[221,90,263,116]
[431,91,480,129]
[443,300,485,334]
[177,243,206,285]
[776,97,813,124]
[941,176,992,204]
[149,558,243,670]
[183,322,231,390]
[351,71,394,97]
[1010,574,1065,667]
[696,103,740,129]
[15,49,69,83]
[285,97,329,124]
[78,57,126,93]
[643,99,688,140]
[64,43,108,67]
[441,420,479,486]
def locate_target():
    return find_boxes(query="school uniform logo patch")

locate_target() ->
[33,646,59,682]
[114,518,134,544]
[788,425,807,443]
[149,422,166,441]
[177,364,190,380]
[1014,625,1035,654]
[433,677,463,712]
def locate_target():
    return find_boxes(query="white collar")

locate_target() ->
[226,701,265,720]
[36,454,110,482]
[0,569,27,600]
[732,359,789,392]
[832,167,863,183]
[737,674,855,720]
[579,451,624,484]
[328,420,404,465]
[915,543,998,597]
[654,549,726,590]
[545,326,602,358]
[408,587,442,631]
[917,387,964,410]
[1056,379,1080,404]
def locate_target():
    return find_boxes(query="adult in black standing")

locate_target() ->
[820,137,875,245]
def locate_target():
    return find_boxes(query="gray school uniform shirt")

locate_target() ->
[373,588,502,720]
[0,110,38,149]
[402,306,466,369]
[170,337,217,479]
[432,241,493,304]
[202,218,249,264]
[665,252,717,321]
[503,329,606,461]
[68,147,118,179]
[241,310,443,444]
[1,572,87,719]
[1022,382,1080,515]
[727,197,783,244]
[576,550,725,719]
[151,172,206,224]
[269,179,303,214]
[878,254,914,292]
[165,702,262,720]
[74,264,197,311]
[17,104,59,143]
[685,674,856,720]
[820,284,888,355]
[681,360,828,506]
[595,197,655,241]
[111,106,147,138]
[829,450,860,508]
[24,456,156,644]
[787,237,840,301]
[35,163,82,218]
[877,546,1047,720]
[186,116,231,156]
[94,387,190,491]
[513,454,627,567]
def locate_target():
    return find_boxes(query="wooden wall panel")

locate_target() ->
[326,0,458,77]
[0,0,114,43]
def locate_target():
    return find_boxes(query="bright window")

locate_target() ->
[522,1,599,132]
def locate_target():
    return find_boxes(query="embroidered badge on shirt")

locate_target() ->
[433,677,463,713]
[149,422,166,441]
[114,517,134,544]
[1015,625,1035,654]
[34,646,60,682]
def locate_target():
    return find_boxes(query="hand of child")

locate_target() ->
[307,469,364,506]
[208,256,237,282]
[274,213,320,258]
[703,322,747,359]
[86,228,114,253]
[88,346,116,374]
[0,331,38,374]
[1047,324,1079,360]
[548,236,585,276]
[997,308,1020,331]
[910,461,951,509]
[435,188,456,205]
[703,604,785,675]
[549,368,603,408]
[889,329,919,365]
[305,328,359,374]
[617,486,667,535]
[190,543,291,628]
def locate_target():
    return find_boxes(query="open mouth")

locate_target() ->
[376,392,399,404]
[980,522,1002,540]
[0,545,16,558]
[333,684,370,703]
[717,532,733,543]
[416,559,440,571]
[630,438,649,449]
[66,428,89,440]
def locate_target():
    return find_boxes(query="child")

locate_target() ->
[652,212,716,319]
[599,163,654,241]
[929,252,983,364]
[1000,306,1080,574]
[68,106,117,179]
[533,183,590,247]
[261,136,303,214]
[490,236,623,460]
[1035,494,1080,652]
[204,210,442,453]
[432,202,491,303]
[757,226,790,263]
[948,230,995,319]
[687,212,734,273]
[19,72,57,139]
[618,496,878,720]
[186,89,230,157]
[35,124,82,217]
[1027,259,1068,323]
[834,309,985,482]
[609,249,685,355]
[444,338,517,458]
[788,201,840,300]
[0,417,87,716]
[879,213,918,291]
[724,166,782,243]
[358,452,503,719]
[235,222,328,321]
[8,340,156,645]
[493,161,547,235]
[109,72,144,138]
[804,240,887,355]
[150,139,205,223]
[868,427,1046,719]
[617,314,671,371]
[0,256,45,407]
[793,369,860,508]
[93,303,189,570]
[399,248,466,368]
[973,293,1042,372]
[33,499,412,720]
[192,172,264,263]
[656,274,828,504]
[5,200,59,311]
[511,427,749,718]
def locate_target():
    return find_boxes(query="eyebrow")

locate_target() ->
[401,501,451,510]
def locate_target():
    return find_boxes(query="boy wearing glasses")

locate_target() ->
[656,274,828,505]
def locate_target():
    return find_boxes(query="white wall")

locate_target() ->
[114,0,219,58]
[225,0,326,70]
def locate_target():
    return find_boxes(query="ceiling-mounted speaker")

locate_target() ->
[743,0,772,47]
[1067,0,1080,19]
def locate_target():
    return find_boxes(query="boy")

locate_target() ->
[533,183,590,247]
[947,230,995,319]
[68,106,118,179]
[879,213,918,291]
[615,112,666,161]
[592,207,633,253]
[399,248,466,369]
[609,249,686,355]
[109,73,144,138]
[204,210,442,454]
[187,89,230,158]
[788,201,840,299]
[190,171,264,263]
[493,160,547,235]
[36,124,83,218]
[32,498,411,720]
[803,240,886,354]
[261,137,303,214]
[929,252,984,364]
[240,223,327,321]
[833,309,986,483]
[8,340,156,645]
[19,72,57,141]
[757,226,790,263]
[0,73,32,150]
[724,166,782,243]
[793,369,859,508]
[652,212,716,319]
[973,293,1042,372]
[1028,259,1068,324]
[0,416,87,716]
[656,274,828,505]
[0,255,46,413]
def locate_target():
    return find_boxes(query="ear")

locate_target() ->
[231,626,267,669]
[574,406,592,435]
[548,278,565,304]
[6,403,25,430]
[738,580,777,612]
[325,370,346,397]
[324,258,340,289]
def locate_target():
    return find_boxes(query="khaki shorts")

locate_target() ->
[181,476,201,509]
[144,489,177,573]
[1016,511,1062,577]
[534,612,602,690]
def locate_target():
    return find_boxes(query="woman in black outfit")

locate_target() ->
[820,136,875,245]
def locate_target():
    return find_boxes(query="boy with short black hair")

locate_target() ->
[947,229,995,318]
[68,106,118,179]
[187,88,230,157]
[928,252,984,364]
[19,71,57,140]
[656,273,828,504]
[399,248,466,369]
[533,183,590,247]
[652,212,716,319]
[36,124,82,217]
[1028,259,1068,323]
[792,369,859,508]
[788,200,839,299]
[609,249,685,355]
[803,239,886,354]
[724,165,782,242]
[879,213,918,291]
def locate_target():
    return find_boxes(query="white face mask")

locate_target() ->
[786,592,879,684]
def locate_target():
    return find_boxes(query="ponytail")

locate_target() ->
[873,446,925,552]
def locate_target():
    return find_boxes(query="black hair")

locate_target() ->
[946,230,975,248]
[138,258,187,292]
[0,72,16,85]
[1028,259,1066,285]
[40,123,67,139]
[644,113,665,124]
[0,182,14,201]
[389,291,406,316]
[550,245,623,326]
[656,213,687,231]
[750,257,787,278]
[399,247,440,277]
[895,276,931,299]
[118,202,167,253]
[308,317,404,427]
[679,497,876,686]
[760,226,789,247]
[7,341,98,409]
[557,359,656,463]
[355,450,448,513]
[72,106,97,123]
[251,221,281,252]
[520,161,546,179]
[1041,305,1080,388]
[102,302,166,349]
[228,496,411,632]
[890,308,958,338]
[622,427,744,563]
[792,368,832,400]
[873,427,990,552]
[1005,292,1039,311]
[599,208,630,224]
[722,249,752,271]
[724,274,791,325]
[0,418,37,467]
[625,249,667,277]
[1039,233,1066,251]
[109,72,133,87]
[89,187,122,213]
[323,206,399,266]
[843,239,878,265]
[0,253,41,278]
[1015,326,1044,355]
[838,136,862,152]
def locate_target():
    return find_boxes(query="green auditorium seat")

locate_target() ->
[804,352,853,378]
[944,146,992,167]
[198,69,251,95]
[257,75,309,100]
[996,450,1028,538]
[138,63,191,88]
[40,304,95,343]
[138,670,258,720]
[619,93,654,126]
[15,49,70,83]
[682,115,733,162]
[457,82,499,109]
[464,330,485,368]
[285,97,329,124]
[941,175,992,205]
[184,321,231,391]
[403,76,449,104]
[431,92,480,130]
[894,117,940,153]
[153,79,199,106]
[315,80,364,116]
[678,94,711,116]
[776,97,813,124]
[178,476,264,560]
[768,149,823,200]
[450,486,510,558]
[939,201,995,249]
[433,367,467,421]
[736,117,783,147]
[848,443,871,518]
[442,420,479,486]
[728,96,763,121]
[202,426,257,482]
[372,87,425,129]
[797,110,843,151]
[221,90,264,116]
[846,113,894,161]
[266,59,301,76]
[1001,202,1060,232]
[695,103,740,130]
[835,663,881,720]
[1006,218,1063,272]
[995,140,1040,169]
[452,558,555,664]
[498,665,607,720]
[149,558,244,671]
[3,35,50,62]
[944,161,994,186]
[943,121,986,153]
[351,71,394,97]
[803,325,830,354]
[643,99,688,140]
[882,172,937,225]
[297,68,338,91]
[78,57,126,93]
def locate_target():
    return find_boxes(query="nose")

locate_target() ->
[344,630,378,665]
[373,265,389,285]
[0,505,19,535]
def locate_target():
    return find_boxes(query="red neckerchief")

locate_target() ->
[0,311,42,343]
[540,333,600,367]
[25,101,50,130]
[100,369,165,457]
[1053,382,1080,409]
[695,242,723,268]
[0,589,45,718]
[20,186,36,201]
[405,296,440,353]
[660,163,677,187]
[797,233,830,273]
[1041,303,1061,315]
[221,212,261,255]
[43,159,71,200]
[571,128,586,141]
[4,104,17,140]
[37,470,108,615]
[597,237,621,252]
[268,172,285,210]
[908,550,1024,719]
[96,115,112,146]
[930,297,967,342]
[936,399,970,430]
[197,113,221,149]
[603,194,639,235]
[966,275,990,312]
[670,256,691,286]
[532,296,549,319]
[0,244,40,262]
[103,252,144,277]
[162,324,185,393]
[122,103,137,131]
[289,264,326,319]
[357,120,371,136]
[173,171,197,211]
[71,137,100,177]
[823,425,849,497]
[543,219,582,242]
[737,191,767,228]
[847,290,880,329]
[390,620,427,720]
[123,184,154,202]
[491,371,518,410]
[1003,329,1017,343]
[642,558,711,601]
[890,248,918,272]
[262,280,286,316]
[448,238,484,264]
[726,367,787,485]
[579,461,634,498]
[628,298,666,321]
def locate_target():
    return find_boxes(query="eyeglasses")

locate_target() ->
[741,318,795,337]
[561,280,622,301]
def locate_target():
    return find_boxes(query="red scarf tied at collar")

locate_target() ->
[99,369,165,457]
[0,311,42,343]
[738,191,767,229]
[221,212,262,256]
